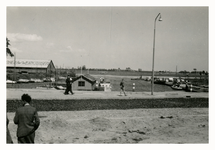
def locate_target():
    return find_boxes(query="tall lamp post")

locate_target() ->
[151,13,162,95]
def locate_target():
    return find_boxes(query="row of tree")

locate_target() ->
[179,70,208,75]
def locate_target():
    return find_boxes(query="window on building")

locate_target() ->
[78,81,85,86]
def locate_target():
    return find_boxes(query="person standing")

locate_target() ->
[14,94,40,144]
[120,79,127,96]
[7,116,13,144]
[64,75,74,95]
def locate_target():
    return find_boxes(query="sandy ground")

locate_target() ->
[7,108,208,144]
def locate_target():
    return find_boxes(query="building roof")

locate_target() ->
[73,74,96,84]
[7,59,52,68]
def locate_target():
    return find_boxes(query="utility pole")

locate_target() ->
[151,13,162,95]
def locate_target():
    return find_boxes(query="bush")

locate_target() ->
[7,98,209,112]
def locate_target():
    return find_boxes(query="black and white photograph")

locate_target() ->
[4,1,211,147]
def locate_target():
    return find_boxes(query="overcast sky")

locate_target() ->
[6,6,208,72]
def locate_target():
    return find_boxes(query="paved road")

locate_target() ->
[7,88,208,100]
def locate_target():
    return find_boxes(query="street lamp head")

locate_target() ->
[158,14,162,21]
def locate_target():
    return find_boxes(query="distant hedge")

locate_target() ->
[7,98,208,112]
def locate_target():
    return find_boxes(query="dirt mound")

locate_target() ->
[36,116,73,143]
[89,117,111,131]
[43,116,70,129]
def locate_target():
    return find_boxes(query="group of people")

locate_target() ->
[6,77,127,144]
[63,75,127,96]
[7,94,40,144]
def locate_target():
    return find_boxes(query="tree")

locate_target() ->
[82,65,86,70]
[6,38,14,57]
[193,68,197,73]
[179,70,190,74]
[126,67,131,71]
[193,68,197,79]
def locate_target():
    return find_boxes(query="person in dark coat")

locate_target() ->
[64,75,74,95]
[120,79,127,96]
[13,94,40,144]
[7,116,13,144]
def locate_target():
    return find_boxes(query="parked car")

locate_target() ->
[30,78,43,83]
[43,78,52,82]
[6,80,16,84]
[17,79,29,83]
